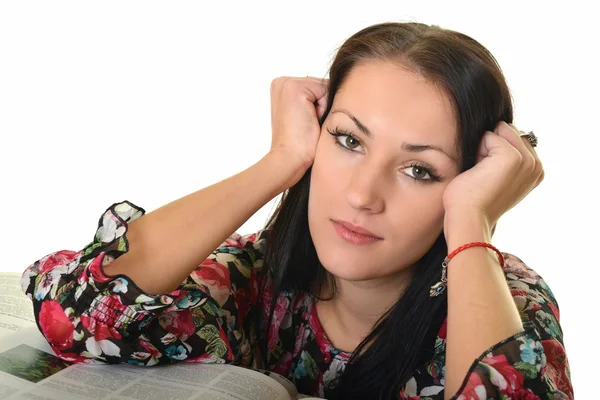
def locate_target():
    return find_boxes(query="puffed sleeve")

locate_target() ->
[21,200,269,368]
[447,253,573,400]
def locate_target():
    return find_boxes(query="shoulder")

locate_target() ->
[501,252,545,284]
[179,228,273,311]
[206,228,271,284]
[214,228,270,261]
[201,228,271,272]
[501,252,557,305]
[500,252,563,340]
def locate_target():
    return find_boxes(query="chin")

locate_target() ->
[309,218,382,281]
[324,269,384,283]
[317,251,386,282]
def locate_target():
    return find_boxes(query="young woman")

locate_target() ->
[21,22,572,399]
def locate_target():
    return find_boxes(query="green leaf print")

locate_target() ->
[202,301,217,317]
[301,351,319,378]
[54,281,73,302]
[198,325,219,342]
[513,361,539,379]
[73,282,87,302]
[82,242,103,257]
[198,325,227,358]
[137,318,152,330]
[57,290,71,304]
[192,313,205,327]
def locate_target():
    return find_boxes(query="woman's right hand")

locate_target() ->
[269,76,329,175]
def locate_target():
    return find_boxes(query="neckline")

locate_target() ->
[307,293,448,359]
[308,296,351,357]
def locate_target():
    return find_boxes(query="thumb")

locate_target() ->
[476,129,511,164]
[315,93,328,121]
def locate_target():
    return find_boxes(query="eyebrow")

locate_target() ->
[330,108,457,162]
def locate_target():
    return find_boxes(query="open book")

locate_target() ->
[0,272,322,400]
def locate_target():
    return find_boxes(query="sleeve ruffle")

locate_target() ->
[21,200,269,367]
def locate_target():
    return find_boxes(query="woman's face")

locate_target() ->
[308,60,461,283]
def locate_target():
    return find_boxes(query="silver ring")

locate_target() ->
[519,131,538,148]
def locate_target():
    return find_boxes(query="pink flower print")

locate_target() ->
[39,300,74,351]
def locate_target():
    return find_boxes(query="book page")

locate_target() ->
[0,272,36,339]
[0,272,323,399]
[0,326,296,400]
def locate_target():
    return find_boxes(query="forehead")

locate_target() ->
[333,60,458,157]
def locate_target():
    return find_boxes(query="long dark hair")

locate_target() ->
[259,22,512,399]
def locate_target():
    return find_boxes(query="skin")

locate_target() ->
[308,60,461,351]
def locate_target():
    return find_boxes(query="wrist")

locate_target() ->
[444,209,493,250]
[264,150,310,191]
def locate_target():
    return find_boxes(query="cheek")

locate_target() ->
[308,143,347,233]
[310,137,343,194]
[388,195,446,241]
[382,201,445,268]
[308,156,332,218]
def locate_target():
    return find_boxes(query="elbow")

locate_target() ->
[37,299,77,355]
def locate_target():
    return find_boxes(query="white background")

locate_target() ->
[0,1,595,397]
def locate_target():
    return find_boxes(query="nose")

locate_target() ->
[346,163,385,213]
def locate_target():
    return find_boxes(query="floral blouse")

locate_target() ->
[21,200,573,399]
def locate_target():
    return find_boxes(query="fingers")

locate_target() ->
[305,77,329,101]
[275,76,329,100]
[476,129,513,164]
[315,97,328,121]
[502,122,545,188]
[494,122,532,157]
[304,76,330,120]
[508,123,538,153]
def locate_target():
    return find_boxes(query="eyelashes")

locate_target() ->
[326,126,443,183]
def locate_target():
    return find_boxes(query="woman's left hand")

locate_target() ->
[442,121,544,231]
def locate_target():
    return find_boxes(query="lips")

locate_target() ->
[331,219,382,239]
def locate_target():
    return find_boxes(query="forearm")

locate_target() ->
[443,211,524,399]
[103,151,304,295]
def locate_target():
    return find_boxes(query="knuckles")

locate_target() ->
[271,76,301,94]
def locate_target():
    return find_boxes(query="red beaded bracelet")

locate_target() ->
[429,242,505,297]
